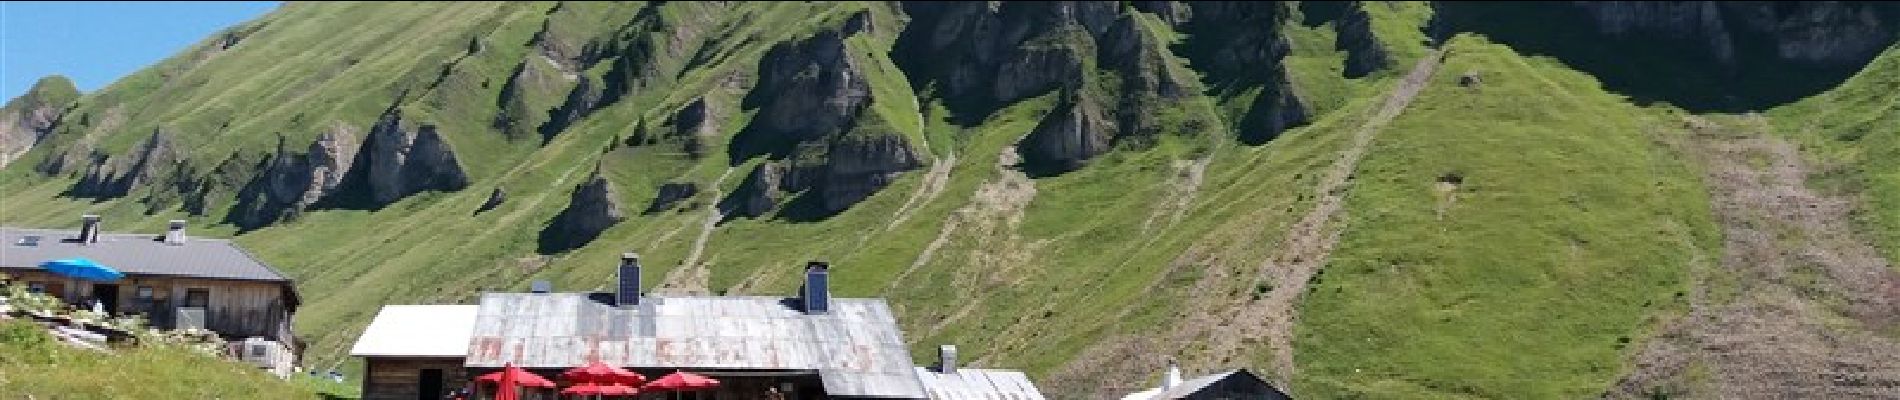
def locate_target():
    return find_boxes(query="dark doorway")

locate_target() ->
[418,368,443,400]
[92,284,119,313]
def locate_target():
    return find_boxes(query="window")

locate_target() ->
[25,282,45,294]
[184,289,210,308]
[136,286,155,300]
[250,343,268,358]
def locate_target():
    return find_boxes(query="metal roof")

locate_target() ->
[913,367,1047,400]
[0,228,292,282]
[1119,369,1286,400]
[466,292,928,398]
[351,305,481,357]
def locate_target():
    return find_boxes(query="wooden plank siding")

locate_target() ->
[3,269,295,343]
[363,357,467,400]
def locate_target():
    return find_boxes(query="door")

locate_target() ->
[418,368,443,400]
[92,284,119,313]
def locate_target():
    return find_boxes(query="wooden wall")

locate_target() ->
[364,357,468,400]
[4,270,295,343]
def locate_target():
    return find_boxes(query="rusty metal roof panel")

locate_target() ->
[466,293,926,398]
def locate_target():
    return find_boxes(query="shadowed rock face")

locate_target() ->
[539,172,625,254]
[1019,94,1112,176]
[724,20,924,220]
[894,1,1116,121]
[1335,1,1393,78]
[1574,2,1896,67]
[357,110,470,207]
[69,129,179,198]
[229,127,361,229]
[645,182,697,214]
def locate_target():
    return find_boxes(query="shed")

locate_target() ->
[351,305,480,400]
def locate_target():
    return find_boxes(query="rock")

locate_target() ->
[1335,1,1393,78]
[718,162,784,219]
[1019,93,1112,175]
[1571,2,1897,67]
[645,182,698,214]
[1459,70,1483,87]
[894,1,1117,115]
[539,171,626,254]
[228,126,362,228]
[745,30,870,147]
[1237,68,1310,145]
[539,76,602,142]
[669,98,717,158]
[68,129,179,198]
[338,109,469,208]
[0,76,79,169]
[1132,1,1192,27]
[476,187,506,214]
[807,134,924,214]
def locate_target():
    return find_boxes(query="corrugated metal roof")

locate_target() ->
[0,228,291,282]
[913,367,1047,400]
[1120,369,1286,400]
[466,293,927,398]
[351,305,480,357]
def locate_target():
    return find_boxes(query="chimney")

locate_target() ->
[79,215,101,244]
[530,280,552,293]
[164,220,187,245]
[938,345,958,374]
[1163,360,1183,389]
[617,252,640,307]
[802,261,830,314]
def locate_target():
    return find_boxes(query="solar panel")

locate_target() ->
[617,263,639,306]
[805,269,830,314]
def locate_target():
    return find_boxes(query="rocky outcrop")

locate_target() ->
[797,134,924,215]
[538,76,602,142]
[229,127,361,228]
[644,182,698,214]
[1171,2,1310,142]
[329,109,469,208]
[1132,1,1192,27]
[0,76,79,169]
[666,98,717,158]
[1019,93,1112,175]
[1335,1,1392,78]
[725,23,925,219]
[738,29,872,156]
[538,171,625,254]
[1571,2,1897,67]
[718,162,785,219]
[894,1,1117,117]
[476,187,506,214]
[68,129,180,198]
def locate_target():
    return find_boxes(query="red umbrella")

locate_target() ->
[560,361,647,386]
[477,363,555,400]
[641,371,720,392]
[560,383,639,397]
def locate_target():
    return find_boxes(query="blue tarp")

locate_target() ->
[38,258,124,282]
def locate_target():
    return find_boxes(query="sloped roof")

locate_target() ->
[350,305,481,357]
[914,367,1047,400]
[0,228,291,282]
[465,292,927,398]
[1119,369,1287,400]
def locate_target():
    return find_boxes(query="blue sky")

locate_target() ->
[2,1,280,101]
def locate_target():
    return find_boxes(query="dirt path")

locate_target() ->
[1609,116,1900,399]
[1202,49,1445,380]
[659,166,739,295]
[888,152,956,230]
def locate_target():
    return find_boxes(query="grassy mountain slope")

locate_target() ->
[0,320,326,398]
[3,2,1892,399]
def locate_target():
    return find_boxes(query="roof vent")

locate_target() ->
[164,220,187,246]
[530,280,552,293]
[938,345,958,374]
[801,261,830,314]
[15,235,41,247]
